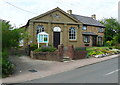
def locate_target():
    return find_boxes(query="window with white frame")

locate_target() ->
[69,27,76,40]
[82,26,87,30]
[36,25,44,35]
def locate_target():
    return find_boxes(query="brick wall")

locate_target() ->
[30,45,87,61]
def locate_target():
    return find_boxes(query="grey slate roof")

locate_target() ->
[82,32,98,36]
[71,14,105,27]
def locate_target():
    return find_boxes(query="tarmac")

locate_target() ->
[1,54,119,84]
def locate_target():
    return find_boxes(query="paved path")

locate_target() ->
[26,57,118,83]
[1,54,119,83]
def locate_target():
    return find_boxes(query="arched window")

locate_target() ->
[36,25,44,35]
[69,27,76,40]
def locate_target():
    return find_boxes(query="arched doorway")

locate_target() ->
[53,27,61,48]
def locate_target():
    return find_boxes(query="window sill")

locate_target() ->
[84,42,90,43]
[69,40,77,42]
[98,32,104,33]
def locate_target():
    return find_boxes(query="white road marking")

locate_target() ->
[105,69,120,76]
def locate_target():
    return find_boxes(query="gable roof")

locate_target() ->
[71,14,105,27]
[26,7,105,28]
[30,7,80,23]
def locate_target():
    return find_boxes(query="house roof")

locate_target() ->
[71,14,105,27]
[82,32,98,36]
[25,7,105,28]
[30,7,80,23]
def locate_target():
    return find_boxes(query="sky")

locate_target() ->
[0,0,119,27]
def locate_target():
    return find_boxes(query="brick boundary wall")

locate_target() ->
[30,45,88,61]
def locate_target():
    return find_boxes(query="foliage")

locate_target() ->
[1,20,21,50]
[105,41,112,46]
[19,27,31,46]
[30,44,38,51]
[1,20,21,77]
[34,46,56,52]
[86,47,118,57]
[114,44,120,50]
[2,57,14,78]
[100,18,120,45]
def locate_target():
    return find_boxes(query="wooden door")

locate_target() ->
[92,36,97,46]
[53,32,60,48]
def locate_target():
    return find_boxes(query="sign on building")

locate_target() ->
[37,32,49,48]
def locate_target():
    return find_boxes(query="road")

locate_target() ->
[21,57,119,83]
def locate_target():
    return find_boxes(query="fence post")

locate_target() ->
[58,44,64,60]
[67,45,74,59]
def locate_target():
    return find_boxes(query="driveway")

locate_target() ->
[2,54,119,83]
[25,57,118,83]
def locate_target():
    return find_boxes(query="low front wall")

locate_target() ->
[73,51,87,60]
[30,51,60,61]
[30,45,88,61]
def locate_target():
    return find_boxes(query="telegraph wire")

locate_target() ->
[2,0,37,15]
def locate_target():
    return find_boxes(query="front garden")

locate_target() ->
[86,47,120,58]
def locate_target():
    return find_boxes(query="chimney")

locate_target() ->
[67,10,72,14]
[91,14,96,19]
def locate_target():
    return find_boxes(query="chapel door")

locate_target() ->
[53,32,60,48]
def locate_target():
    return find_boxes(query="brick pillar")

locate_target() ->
[58,44,64,60]
[67,45,74,59]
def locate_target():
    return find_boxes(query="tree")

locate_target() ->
[0,20,22,77]
[1,20,21,51]
[100,18,120,45]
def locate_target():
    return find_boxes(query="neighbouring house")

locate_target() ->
[23,7,105,48]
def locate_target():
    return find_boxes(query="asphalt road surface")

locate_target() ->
[21,57,119,83]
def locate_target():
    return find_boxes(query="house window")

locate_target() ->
[98,28,104,33]
[69,27,76,40]
[82,26,87,30]
[36,25,44,35]
[83,36,90,43]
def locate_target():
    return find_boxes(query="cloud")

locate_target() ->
[0,0,118,27]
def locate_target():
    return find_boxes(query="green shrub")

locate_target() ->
[30,44,38,51]
[114,44,120,50]
[95,51,104,55]
[2,50,8,57]
[88,51,96,56]
[105,41,112,46]
[2,57,14,78]
[34,46,56,52]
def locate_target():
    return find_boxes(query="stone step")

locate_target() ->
[62,57,71,62]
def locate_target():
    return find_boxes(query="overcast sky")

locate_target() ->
[0,0,119,27]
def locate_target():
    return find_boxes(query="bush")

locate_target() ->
[88,51,96,56]
[34,46,56,52]
[1,50,14,78]
[105,41,112,46]
[30,44,38,51]
[114,44,120,50]
[2,50,8,57]
[2,57,14,78]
